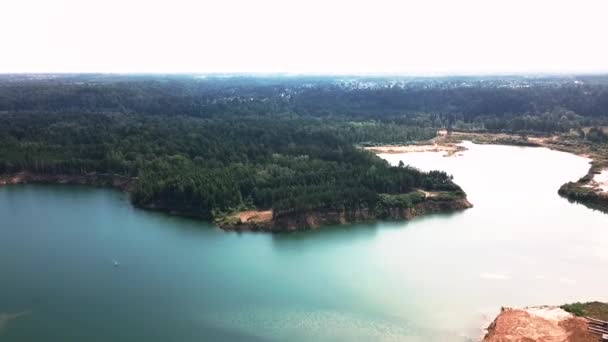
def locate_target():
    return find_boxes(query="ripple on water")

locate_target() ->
[197,307,478,341]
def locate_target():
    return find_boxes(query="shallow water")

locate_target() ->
[1,142,607,341]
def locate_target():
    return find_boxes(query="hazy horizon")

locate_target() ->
[2,0,607,74]
[3,71,608,77]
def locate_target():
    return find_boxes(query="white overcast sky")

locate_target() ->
[1,0,607,74]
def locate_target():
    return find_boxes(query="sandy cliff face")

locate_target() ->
[222,197,472,232]
[272,207,374,231]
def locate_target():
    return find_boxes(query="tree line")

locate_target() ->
[2,74,606,218]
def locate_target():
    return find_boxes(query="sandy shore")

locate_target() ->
[361,130,552,157]
[363,143,463,155]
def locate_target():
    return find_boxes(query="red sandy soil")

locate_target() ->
[483,307,596,342]
[236,210,273,223]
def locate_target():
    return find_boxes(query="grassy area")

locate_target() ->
[561,302,608,320]
[378,192,426,209]
[428,190,467,201]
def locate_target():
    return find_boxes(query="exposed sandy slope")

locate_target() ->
[235,210,273,223]
[483,307,596,342]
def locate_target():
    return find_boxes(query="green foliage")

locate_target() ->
[378,192,426,209]
[2,74,608,134]
[0,110,460,218]
[7,74,607,219]
[586,126,608,143]
[561,303,586,317]
[561,301,608,320]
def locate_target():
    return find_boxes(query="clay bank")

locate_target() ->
[218,191,472,232]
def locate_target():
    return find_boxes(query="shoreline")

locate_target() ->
[4,130,604,231]
[362,142,466,156]
[0,171,134,191]
[367,131,608,338]
[365,129,608,213]
[217,194,473,232]
[0,172,473,232]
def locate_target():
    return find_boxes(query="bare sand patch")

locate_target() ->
[363,143,464,155]
[235,210,273,224]
[524,306,573,322]
[417,189,438,198]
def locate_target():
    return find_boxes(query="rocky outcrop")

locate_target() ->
[220,197,472,232]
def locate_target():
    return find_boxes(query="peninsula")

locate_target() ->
[2,74,608,230]
[370,129,608,214]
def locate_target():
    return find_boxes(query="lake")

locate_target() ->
[1,142,607,341]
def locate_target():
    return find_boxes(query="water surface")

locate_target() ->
[1,142,607,341]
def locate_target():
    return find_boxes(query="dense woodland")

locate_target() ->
[1,74,607,218]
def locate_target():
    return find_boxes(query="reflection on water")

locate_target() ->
[1,142,607,341]
[0,311,30,332]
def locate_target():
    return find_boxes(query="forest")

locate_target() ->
[1,74,607,219]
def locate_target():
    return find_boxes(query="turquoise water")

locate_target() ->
[1,142,607,341]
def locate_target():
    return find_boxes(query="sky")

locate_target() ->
[1,0,607,75]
